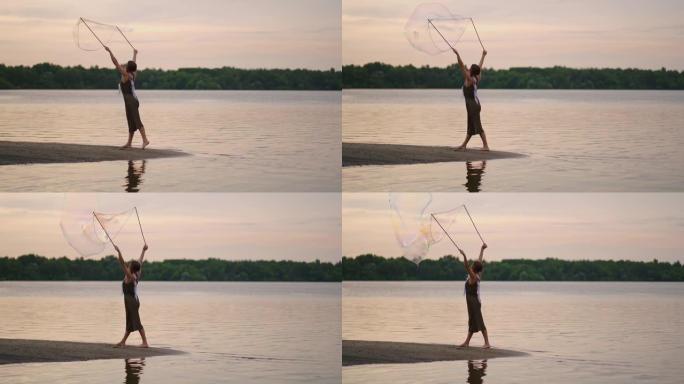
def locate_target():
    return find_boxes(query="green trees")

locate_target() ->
[0,64,341,90]
[0,255,341,282]
[342,63,684,89]
[342,255,684,281]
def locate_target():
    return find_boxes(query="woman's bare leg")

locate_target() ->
[482,329,491,348]
[115,331,131,347]
[139,126,150,149]
[121,132,134,149]
[456,135,473,151]
[139,328,149,348]
[459,331,474,347]
[480,131,490,151]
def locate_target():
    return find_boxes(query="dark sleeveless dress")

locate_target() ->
[463,81,483,136]
[121,78,143,133]
[122,279,143,332]
[465,277,486,333]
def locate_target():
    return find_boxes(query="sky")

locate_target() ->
[0,0,340,70]
[343,0,684,69]
[343,193,684,263]
[0,193,341,262]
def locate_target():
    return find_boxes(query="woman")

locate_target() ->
[453,48,489,151]
[458,243,491,348]
[114,243,149,348]
[104,46,150,149]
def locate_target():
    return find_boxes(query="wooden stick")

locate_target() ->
[470,18,485,50]
[80,17,106,48]
[431,213,462,252]
[134,207,146,245]
[463,205,485,244]
[116,26,136,50]
[428,19,456,51]
[93,212,115,247]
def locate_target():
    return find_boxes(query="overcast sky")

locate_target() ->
[0,193,340,262]
[343,193,684,263]
[0,0,340,70]
[343,0,684,69]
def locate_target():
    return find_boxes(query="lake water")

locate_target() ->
[0,90,340,192]
[0,282,340,383]
[343,281,684,384]
[342,90,684,192]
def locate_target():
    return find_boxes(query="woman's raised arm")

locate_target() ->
[115,245,134,280]
[452,48,469,79]
[132,48,138,63]
[478,49,487,71]
[104,46,127,77]
[478,243,487,262]
[460,249,478,282]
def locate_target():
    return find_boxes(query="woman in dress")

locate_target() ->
[104,46,150,149]
[458,243,491,348]
[114,244,149,348]
[453,48,489,151]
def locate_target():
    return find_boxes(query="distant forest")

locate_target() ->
[343,254,684,281]
[343,63,684,89]
[0,255,341,282]
[0,63,341,90]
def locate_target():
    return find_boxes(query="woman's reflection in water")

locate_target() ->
[125,160,146,192]
[464,161,486,192]
[467,359,487,384]
[124,358,145,384]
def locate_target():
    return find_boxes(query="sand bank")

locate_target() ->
[343,340,527,366]
[342,143,525,167]
[0,141,189,165]
[0,338,183,364]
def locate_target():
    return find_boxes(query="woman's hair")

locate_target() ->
[126,60,137,73]
[469,64,481,77]
[472,260,483,273]
[129,260,141,273]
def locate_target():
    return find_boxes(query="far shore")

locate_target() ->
[342,142,525,167]
[342,340,527,366]
[0,141,189,166]
[0,338,183,364]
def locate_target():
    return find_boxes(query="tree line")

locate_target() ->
[342,254,684,281]
[0,254,341,282]
[343,63,684,89]
[0,63,341,90]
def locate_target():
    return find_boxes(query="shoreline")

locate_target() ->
[0,141,190,166]
[0,338,183,364]
[342,340,528,366]
[342,143,525,167]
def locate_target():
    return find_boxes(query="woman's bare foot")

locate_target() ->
[114,342,125,348]
[483,344,491,349]
[458,342,469,348]
[455,145,466,151]
[482,146,490,152]
[140,343,149,348]
[120,144,132,150]
[142,140,150,150]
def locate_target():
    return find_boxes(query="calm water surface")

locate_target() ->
[343,90,684,192]
[0,90,340,192]
[343,281,684,383]
[0,282,340,383]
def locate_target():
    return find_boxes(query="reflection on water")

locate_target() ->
[0,90,340,192]
[464,161,486,192]
[124,358,145,384]
[467,360,487,384]
[124,160,146,192]
[343,90,684,191]
[343,282,684,383]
